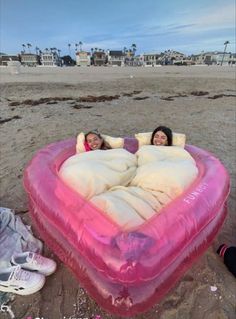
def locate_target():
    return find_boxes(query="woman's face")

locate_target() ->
[153,130,168,146]
[86,133,103,150]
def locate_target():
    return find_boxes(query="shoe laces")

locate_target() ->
[30,253,44,266]
[9,266,31,282]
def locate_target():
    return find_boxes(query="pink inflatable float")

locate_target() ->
[23,138,230,317]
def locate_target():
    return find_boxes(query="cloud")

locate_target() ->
[181,3,235,32]
[170,24,196,30]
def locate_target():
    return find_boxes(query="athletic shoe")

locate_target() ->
[11,252,57,276]
[0,265,45,295]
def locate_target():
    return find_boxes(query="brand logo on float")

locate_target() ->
[183,182,208,204]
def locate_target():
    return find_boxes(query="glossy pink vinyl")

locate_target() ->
[23,138,230,316]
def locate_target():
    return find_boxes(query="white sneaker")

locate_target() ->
[0,266,45,295]
[11,252,57,276]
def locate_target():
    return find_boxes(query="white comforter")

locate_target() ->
[59,146,198,229]
[59,149,137,199]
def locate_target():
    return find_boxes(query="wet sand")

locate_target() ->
[0,65,236,319]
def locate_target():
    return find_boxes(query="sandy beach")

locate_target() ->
[0,65,235,319]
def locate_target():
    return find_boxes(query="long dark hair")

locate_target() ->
[151,126,173,146]
[85,130,111,150]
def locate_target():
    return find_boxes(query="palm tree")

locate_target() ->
[131,43,137,55]
[68,43,71,56]
[221,41,230,66]
[22,44,26,53]
[27,43,32,53]
[35,46,40,55]
[79,41,83,51]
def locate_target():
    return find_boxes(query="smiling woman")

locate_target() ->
[151,126,173,146]
[85,130,111,150]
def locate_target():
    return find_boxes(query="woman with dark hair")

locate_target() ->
[85,130,111,151]
[151,126,173,146]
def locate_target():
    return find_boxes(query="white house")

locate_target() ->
[76,51,91,66]
[161,50,186,65]
[40,51,61,66]
[191,51,231,65]
[142,52,161,66]
[107,50,125,66]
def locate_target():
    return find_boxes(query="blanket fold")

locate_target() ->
[59,149,137,199]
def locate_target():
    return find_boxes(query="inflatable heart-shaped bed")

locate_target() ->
[23,134,229,317]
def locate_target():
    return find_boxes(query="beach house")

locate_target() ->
[143,52,162,66]
[190,53,206,65]
[0,54,20,66]
[92,51,107,66]
[20,53,40,66]
[229,53,236,65]
[161,50,186,65]
[76,51,91,66]
[210,52,231,65]
[107,50,125,66]
[191,51,232,65]
[40,50,61,66]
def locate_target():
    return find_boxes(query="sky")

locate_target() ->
[0,0,235,56]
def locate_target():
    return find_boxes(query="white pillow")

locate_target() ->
[101,134,124,149]
[76,132,87,153]
[135,132,186,148]
[76,132,124,153]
